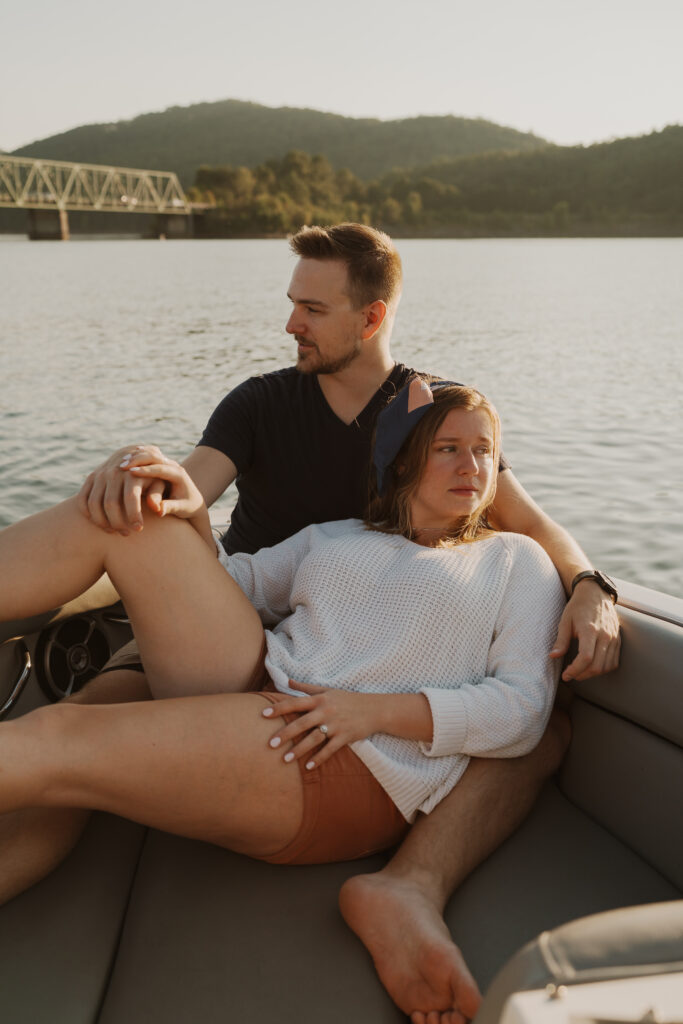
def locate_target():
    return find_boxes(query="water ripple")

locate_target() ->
[1,237,681,597]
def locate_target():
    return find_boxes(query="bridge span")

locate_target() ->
[0,155,206,239]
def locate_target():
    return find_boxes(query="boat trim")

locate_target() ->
[0,642,32,718]
[613,576,683,629]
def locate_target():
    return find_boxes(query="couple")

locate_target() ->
[0,223,620,1024]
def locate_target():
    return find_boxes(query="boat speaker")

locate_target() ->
[36,615,111,701]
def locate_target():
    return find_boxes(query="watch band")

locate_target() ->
[571,570,618,603]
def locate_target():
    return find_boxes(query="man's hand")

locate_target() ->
[262,682,381,769]
[126,458,206,521]
[77,445,168,535]
[551,580,621,682]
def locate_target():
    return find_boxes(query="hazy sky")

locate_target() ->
[2,0,681,152]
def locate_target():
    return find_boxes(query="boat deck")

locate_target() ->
[0,584,680,1022]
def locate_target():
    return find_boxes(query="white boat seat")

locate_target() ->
[474,900,683,1024]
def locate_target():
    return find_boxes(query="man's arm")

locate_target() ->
[489,471,620,682]
[181,446,238,507]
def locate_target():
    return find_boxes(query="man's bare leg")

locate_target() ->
[340,710,571,1024]
[0,668,150,905]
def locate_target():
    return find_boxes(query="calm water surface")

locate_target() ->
[1,236,681,596]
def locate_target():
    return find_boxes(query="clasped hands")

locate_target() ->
[77,444,205,535]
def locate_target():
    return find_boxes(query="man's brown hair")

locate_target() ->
[289,223,402,310]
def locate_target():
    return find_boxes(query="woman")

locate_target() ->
[0,381,564,867]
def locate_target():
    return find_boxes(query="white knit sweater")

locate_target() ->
[219,521,565,822]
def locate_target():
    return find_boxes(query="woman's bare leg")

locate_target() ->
[0,497,265,697]
[0,669,150,905]
[0,692,304,857]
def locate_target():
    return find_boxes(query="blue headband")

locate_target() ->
[373,377,462,495]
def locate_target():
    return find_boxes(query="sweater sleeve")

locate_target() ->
[220,524,317,625]
[419,538,566,758]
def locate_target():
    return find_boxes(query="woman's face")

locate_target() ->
[408,407,496,539]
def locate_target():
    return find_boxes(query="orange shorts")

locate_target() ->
[248,655,409,865]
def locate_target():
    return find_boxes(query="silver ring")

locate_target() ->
[318,724,329,736]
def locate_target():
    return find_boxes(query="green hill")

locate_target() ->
[10,99,547,184]
[398,125,683,223]
[6,110,680,237]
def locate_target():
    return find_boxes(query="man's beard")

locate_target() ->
[295,336,362,375]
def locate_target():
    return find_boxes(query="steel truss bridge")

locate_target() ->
[0,155,189,214]
[0,155,197,238]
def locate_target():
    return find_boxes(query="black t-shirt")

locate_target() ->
[198,364,509,554]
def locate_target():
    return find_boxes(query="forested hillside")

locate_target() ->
[5,104,680,237]
[190,126,683,237]
[11,99,546,183]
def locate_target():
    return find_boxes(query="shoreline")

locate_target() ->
[2,227,682,241]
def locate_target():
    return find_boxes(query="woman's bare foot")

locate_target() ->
[339,871,482,1024]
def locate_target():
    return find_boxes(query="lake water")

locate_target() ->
[1,235,681,597]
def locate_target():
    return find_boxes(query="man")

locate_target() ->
[4,224,620,1023]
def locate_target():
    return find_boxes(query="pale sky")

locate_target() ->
[2,0,681,153]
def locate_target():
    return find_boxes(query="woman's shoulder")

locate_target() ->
[307,519,367,542]
[491,532,565,594]
[489,530,547,557]
[256,518,364,559]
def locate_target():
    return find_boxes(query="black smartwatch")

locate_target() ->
[570,570,618,603]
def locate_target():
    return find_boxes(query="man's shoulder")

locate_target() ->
[393,363,445,386]
[233,365,302,393]
[233,364,439,402]
[223,366,318,412]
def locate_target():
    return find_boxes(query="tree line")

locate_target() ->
[190,126,683,237]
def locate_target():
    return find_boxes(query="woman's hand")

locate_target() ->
[125,457,206,521]
[262,681,383,770]
[77,444,168,534]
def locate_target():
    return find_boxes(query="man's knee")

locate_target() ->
[66,669,151,706]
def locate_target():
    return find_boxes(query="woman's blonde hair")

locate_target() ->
[365,384,501,545]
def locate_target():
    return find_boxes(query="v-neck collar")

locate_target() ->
[314,363,409,429]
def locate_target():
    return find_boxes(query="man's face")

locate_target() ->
[286,259,366,374]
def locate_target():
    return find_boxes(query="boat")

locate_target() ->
[0,513,681,1023]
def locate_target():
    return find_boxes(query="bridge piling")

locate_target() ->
[27,208,70,241]
[147,213,192,239]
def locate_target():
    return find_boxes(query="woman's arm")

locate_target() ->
[261,683,435,769]
[262,536,566,768]
[420,536,566,759]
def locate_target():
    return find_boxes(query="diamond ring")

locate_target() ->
[318,724,329,736]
